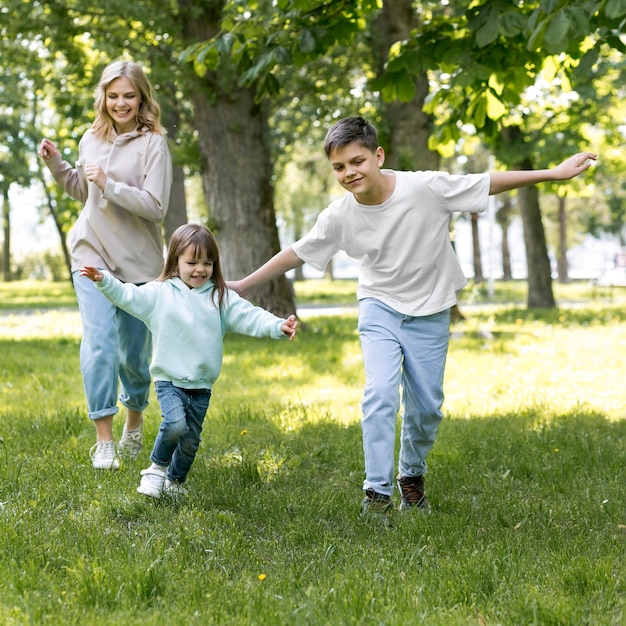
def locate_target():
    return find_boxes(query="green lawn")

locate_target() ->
[0,281,624,625]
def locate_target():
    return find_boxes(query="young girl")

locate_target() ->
[39,60,173,470]
[80,224,297,499]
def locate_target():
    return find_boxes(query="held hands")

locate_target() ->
[281,315,298,341]
[226,279,246,298]
[79,266,104,283]
[552,152,597,180]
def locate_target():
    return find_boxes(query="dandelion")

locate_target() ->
[258,573,266,581]
[240,429,248,436]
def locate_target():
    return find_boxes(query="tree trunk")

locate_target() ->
[557,195,569,283]
[161,103,188,242]
[2,188,11,281]
[372,0,461,318]
[371,0,439,171]
[495,194,513,281]
[500,126,555,308]
[518,179,556,308]
[470,212,484,282]
[180,2,296,317]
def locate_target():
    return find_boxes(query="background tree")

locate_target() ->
[375,0,622,307]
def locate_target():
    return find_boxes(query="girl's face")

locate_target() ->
[105,76,141,134]
[177,244,214,289]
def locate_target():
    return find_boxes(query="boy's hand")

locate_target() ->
[281,315,298,341]
[552,152,597,180]
[80,266,104,282]
[226,279,246,298]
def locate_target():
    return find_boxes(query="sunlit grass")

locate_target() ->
[0,279,76,310]
[0,284,624,625]
[446,313,626,420]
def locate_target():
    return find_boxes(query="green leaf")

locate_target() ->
[605,0,626,19]
[605,34,626,53]
[565,6,591,38]
[396,73,416,102]
[572,47,599,78]
[476,18,500,48]
[543,11,570,53]
[299,29,316,54]
[527,21,547,51]
[499,11,527,37]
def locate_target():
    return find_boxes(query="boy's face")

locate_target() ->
[328,141,385,204]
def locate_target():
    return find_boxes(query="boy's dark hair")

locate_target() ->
[324,117,379,157]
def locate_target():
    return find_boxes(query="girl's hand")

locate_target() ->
[281,315,298,341]
[84,162,107,191]
[80,266,104,283]
[38,139,58,160]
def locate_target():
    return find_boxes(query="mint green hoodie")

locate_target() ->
[96,272,287,390]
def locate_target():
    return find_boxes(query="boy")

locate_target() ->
[228,116,596,522]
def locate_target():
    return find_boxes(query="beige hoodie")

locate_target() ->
[46,127,172,283]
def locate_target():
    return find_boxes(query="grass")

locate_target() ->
[0,281,624,625]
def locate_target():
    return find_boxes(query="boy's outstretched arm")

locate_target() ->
[228,247,304,298]
[489,152,597,195]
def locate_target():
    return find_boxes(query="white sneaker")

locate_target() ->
[118,426,143,460]
[164,478,188,497]
[137,467,166,499]
[90,441,120,470]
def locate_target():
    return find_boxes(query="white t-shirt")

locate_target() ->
[292,169,490,317]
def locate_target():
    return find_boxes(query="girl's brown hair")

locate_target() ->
[159,224,227,307]
[92,60,166,140]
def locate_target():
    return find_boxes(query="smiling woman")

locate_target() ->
[38,59,173,471]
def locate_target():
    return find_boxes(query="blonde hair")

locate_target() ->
[159,224,227,307]
[92,60,165,139]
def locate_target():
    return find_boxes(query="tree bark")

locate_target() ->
[557,195,569,283]
[518,179,556,308]
[371,0,439,171]
[161,103,188,243]
[470,212,484,282]
[499,126,555,308]
[2,188,11,281]
[495,194,513,281]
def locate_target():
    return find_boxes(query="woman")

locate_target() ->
[39,59,173,470]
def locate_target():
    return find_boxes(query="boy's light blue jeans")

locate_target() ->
[358,298,450,497]
[152,381,211,483]
[73,272,152,420]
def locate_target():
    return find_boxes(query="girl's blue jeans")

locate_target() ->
[73,271,152,421]
[358,298,450,496]
[152,381,211,483]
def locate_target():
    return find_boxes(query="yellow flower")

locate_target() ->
[258,573,266,581]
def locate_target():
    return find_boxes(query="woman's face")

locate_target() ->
[105,75,140,134]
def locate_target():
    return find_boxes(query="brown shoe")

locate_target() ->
[397,474,431,513]
[362,488,393,526]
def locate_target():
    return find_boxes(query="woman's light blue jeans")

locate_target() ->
[358,298,450,496]
[73,272,152,420]
[152,381,211,483]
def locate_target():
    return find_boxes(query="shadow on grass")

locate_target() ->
[0,401,623,624]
